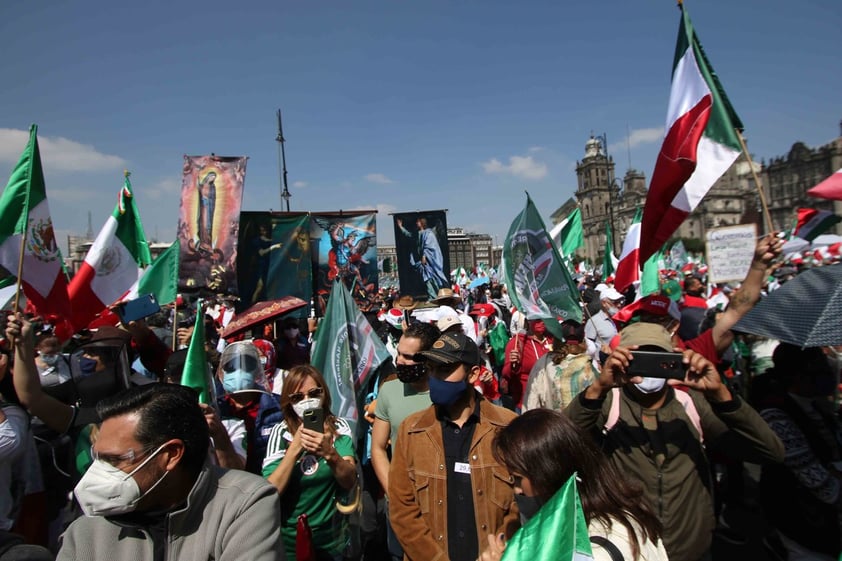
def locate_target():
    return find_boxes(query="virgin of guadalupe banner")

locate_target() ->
[237,211,312,315]
[393,210,450,301]
[310,212,378,316]
[177,155,247,294]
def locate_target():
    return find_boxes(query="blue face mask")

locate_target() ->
[223,369,256,394]
[428,374,468,407]
[80,356,98,374]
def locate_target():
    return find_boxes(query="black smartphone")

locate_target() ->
[628,351,687,380]
[302,408,324,433]
[116,294,161,324]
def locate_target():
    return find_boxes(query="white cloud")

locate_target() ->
[482,155,548,180]
[528,146,545,153]
[143,177,181,200]
[292,180,308,189]
[0,128,126,172]
[365,173,395,185]
[608,127,663,153]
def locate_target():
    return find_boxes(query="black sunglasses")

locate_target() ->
[289,387,324,404]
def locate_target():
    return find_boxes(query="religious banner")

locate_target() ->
[237,211,312,314]
[177,155,247,294]
[310,211,378,316]
[393,210,450,301]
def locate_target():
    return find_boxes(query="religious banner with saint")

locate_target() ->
[177,155,247,294]
[310,212,378,316]
[237,211,312,315]
[393,210,450,301]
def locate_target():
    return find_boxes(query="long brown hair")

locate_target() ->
[280,365,337,433]
[493,409,661,560]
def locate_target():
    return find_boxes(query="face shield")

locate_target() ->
[218,341,269,395]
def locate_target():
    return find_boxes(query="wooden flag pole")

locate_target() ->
[172,298,178,351]
[735,129,774,234]
[11,230,28,314]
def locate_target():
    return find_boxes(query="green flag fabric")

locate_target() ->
[311,280,391,433]
[129,239,180,305]
[503,194,582,323]
[487,321,510,366]
[502,474,593,561]
[641,245,666,297]
[603,221,616,278]
[560,207,584,257]
[181,299,211,404]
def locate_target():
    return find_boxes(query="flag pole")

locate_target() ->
[172,298,178,351]
[735,129,774,234]
[12,228,28,313]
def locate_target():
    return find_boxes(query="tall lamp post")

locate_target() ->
[596,133,619,253]
[276,109,291,212]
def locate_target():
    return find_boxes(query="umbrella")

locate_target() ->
[221,296,308,338]
[807,168,842,201]
[733,263,842,347]
[469,276,490,290]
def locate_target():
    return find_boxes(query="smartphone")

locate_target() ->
[302,408,324,433]
[116,294,161,324]
[628,351,687,380]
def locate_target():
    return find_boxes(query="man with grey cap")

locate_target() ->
[566,322,783,561]
[388,332,519,561]
[584,285,624,355]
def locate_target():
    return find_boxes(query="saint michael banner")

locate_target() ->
[177,155,247,295]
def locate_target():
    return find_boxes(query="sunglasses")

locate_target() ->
[288,387,324,404]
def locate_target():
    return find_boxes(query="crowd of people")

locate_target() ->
[1,231,841,561]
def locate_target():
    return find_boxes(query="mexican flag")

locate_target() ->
[124,239,180,306]
[640,4,744,262]
[794,208,841,242]
[614,208,643,293]
[68,172,152,329]
[602,220,618,278]
[0,125,71,317]
[501,473,593,561]
[311,280,391,433]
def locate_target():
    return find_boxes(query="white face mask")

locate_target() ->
[634,377,666,394]
[74,442,169,517]
[285,328,300,339]
[292,397,322,419]
[40,354,60,367]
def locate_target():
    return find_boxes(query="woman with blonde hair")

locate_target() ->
[262,365,357,560]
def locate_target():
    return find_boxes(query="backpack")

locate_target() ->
[604,387,703,444]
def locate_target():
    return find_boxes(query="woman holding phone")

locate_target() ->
[262,365,357,561]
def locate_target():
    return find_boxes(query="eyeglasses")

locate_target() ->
[288,387,324,404]
[91,445,155,468]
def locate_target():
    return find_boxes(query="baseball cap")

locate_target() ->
[419,332,480,365]
[598,287,624,302]
[612,295,681,324]
[436,313,462,333]
[619,322,673,351]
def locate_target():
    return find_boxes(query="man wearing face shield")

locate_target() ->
[566,322,784,561]
[215,342,283,475]
[58,384,283,561]
[388,332,519,561]
[370,322,440,561]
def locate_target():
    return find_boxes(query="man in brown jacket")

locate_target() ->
[389,332,519,561]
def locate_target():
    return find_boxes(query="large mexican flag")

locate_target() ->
[639,4,744,262]
[0,125,71,317]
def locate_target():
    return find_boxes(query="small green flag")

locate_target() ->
[181,299,210,404]
[487,321,510,366]
[603,221,617,278]
[132,239,180,305]
[641,245,666,297]
[560,207,584,258]
[502,474,593,561]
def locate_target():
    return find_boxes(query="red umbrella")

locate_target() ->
[807,168,842,201]
[221,296,307,338]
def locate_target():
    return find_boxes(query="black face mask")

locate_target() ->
[514,494,544,524]
[396,363,426,384]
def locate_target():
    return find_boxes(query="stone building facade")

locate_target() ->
[551,131,842,263]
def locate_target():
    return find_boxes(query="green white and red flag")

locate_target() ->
[794,207,842,242]
[0,125,71,317]
[68,172,152,329]
[640,4,744,262]
[613,207,643,293]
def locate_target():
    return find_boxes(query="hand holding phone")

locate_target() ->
[628,351,687,380]
[301,408,324,433]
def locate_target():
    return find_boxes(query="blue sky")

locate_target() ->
[1,0,839,251]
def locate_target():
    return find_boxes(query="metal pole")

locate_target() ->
[276,109,291,212]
